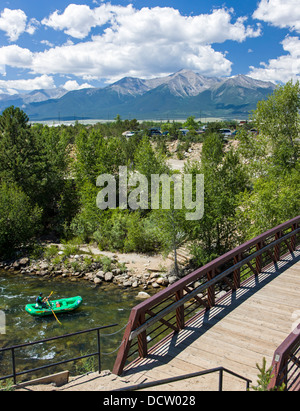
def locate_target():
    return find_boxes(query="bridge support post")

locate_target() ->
[137,313,148,358]
[256,241,263,274]
[207,269,215,308]
[176,290,185,331]
[274,231,281,262]
[233,254,241,290]
[291,223,298,251]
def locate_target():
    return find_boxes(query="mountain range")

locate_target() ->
[0,70,276,121]
[0,87,68,112]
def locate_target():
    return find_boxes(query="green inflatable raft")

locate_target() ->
[25,296,83,317]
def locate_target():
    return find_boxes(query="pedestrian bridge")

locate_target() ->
[113,217,300,391]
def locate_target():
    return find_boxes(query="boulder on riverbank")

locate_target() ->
[0,246,189,292]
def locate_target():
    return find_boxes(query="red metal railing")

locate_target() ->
[113,216,300,376]
[269,323,300,391]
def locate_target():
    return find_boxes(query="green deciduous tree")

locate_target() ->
[0,182,42,258]
[237,167,300,239]
[0,106,40,196]
[73,128,130,243]
[32,125,76,230]
[153,207,188,275]
[134,135,167,178]
[237,81,300,240]
[0,107,76,235]
[183,116,199,131]
[251,80,300,171]
[186,133,249,266]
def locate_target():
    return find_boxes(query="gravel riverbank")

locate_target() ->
[0,243,190,296]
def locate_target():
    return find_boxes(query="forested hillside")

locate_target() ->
[0,81,299,270]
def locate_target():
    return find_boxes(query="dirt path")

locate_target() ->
[80,246,173,274]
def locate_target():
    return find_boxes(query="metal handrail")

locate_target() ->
[129,227,300,342]
[269,323,300,390]
[0,324,118,385]
[114,367,252,391]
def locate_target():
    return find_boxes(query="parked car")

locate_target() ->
[149,128,162,136]
[122,130,135,137]
[219,129,232,137]
[179,128,190,136]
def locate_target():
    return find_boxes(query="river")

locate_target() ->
[0,270,153,382]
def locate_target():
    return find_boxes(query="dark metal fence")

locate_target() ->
[0,324,117,385]
[115,366,252,392]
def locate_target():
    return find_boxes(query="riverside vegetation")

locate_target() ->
[0,81,299,289]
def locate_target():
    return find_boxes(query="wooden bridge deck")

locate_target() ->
[121,250,300,390]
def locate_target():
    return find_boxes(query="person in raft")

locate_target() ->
[36,293,48,308]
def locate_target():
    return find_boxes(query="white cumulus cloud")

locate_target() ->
[41,3,123,39]
[0,36,232,82]
[63,80,93,91]
[42,4,261,43]
[0,8,27,42]
[0,8,39,42]
[0,45,33,67]
[104,7,261,45]
[253,0,300,33]
[0,4,263,84]
[251,0,300,83]
[248,36,300,82]
[0,75,55,94]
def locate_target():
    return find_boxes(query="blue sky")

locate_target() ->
[0,0,299,93]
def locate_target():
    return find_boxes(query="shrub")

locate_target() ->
[44,245,59,261]
[0,182,42,258]
[124,212,162,253]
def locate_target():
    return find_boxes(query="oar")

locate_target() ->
[45,292,62,326]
